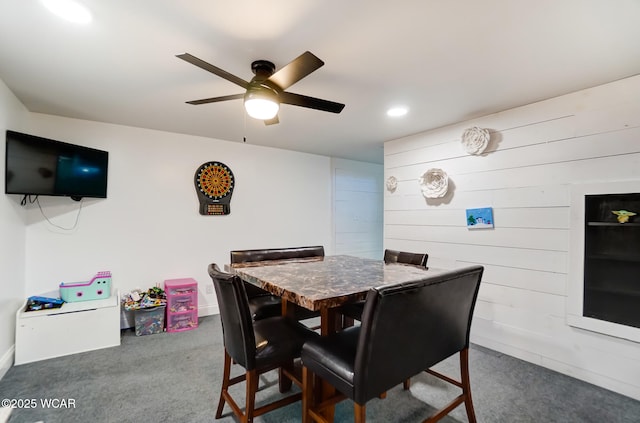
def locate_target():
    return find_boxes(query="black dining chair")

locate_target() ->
[340,249,428,324]
[383,248,429,267]
[301,265,484,423]
[208,263,319,423]
[230,246,324,322]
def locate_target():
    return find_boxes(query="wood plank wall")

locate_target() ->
[332,158,384,259]
[383,75,640,400]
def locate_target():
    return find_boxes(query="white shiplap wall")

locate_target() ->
[332,158,384,259]
[383,75,640,400]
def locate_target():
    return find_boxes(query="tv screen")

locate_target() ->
[5,130,108,200]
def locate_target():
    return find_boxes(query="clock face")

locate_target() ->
[196,162,234,200]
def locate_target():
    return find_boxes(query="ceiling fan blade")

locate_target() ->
[177,53,249,89]
[280,92,345,114]
[264,116,279,125]
[266,51,324,91]
[186,93,244,105]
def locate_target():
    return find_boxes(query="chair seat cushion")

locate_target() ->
[254,316,319,368]
[301,326,361,397]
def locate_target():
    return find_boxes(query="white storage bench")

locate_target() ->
[15,293,120,365]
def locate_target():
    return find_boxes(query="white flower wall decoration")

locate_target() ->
[461,126,490,155]
[385,176,398,193]
[419,168,448,198]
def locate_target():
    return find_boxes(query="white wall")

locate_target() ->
[332,158,383,259]
[0,81,387,376]
[0,79,30,378]
[384,75,640,400]
[20,113,333,316]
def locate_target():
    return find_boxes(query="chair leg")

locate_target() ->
[403,378,411,390]
[460,348,477,423]
[422,348,476,423]
[354,403,366,423]
[244,369,259,423]
[279,360,294,393]
[302,366,313,423]
[303,367,350,423]
[216,350,232,418]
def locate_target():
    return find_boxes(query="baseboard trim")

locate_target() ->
[0,345,14,381]
[198,304,219,317]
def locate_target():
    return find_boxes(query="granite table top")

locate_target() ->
[233,255,442,311]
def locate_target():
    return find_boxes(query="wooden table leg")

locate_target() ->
[279,299,295,393]
[316,308,337,421]
[320,307,338,336]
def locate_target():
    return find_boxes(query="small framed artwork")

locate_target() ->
[466,207,494,229]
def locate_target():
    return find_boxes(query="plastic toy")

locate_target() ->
[59,271,112,302]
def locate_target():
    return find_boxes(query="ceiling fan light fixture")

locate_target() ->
[244,87,279,120]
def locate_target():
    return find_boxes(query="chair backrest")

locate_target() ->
[208,263,257,370]
[353,265,484,404]
[383,249,428,267]
[230,245,325,264]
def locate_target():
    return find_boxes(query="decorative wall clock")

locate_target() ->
[194,161,235,215]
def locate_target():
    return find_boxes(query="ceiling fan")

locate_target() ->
[176,51,345,125]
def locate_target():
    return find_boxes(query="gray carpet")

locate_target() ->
[1,315,639,423]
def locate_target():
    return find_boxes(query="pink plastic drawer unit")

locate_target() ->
[167,313,198,332]
[164,278,198,333]
[165,278,197,296]
[169,297,195,313]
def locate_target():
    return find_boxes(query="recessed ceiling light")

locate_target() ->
[42,0,92,24]
[387,106,408,117]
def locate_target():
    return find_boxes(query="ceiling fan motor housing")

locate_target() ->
[248,60,281,102]
[251,60,276,81]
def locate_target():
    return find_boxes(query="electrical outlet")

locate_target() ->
[206,284,214,295]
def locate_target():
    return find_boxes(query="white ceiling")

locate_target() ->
[1,1,639,164]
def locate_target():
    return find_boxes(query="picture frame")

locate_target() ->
[466,207,494,229]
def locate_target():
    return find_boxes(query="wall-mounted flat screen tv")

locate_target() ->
[5,130,108,200]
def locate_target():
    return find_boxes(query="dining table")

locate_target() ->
[228,254,441,421]
[229,254,442,335]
